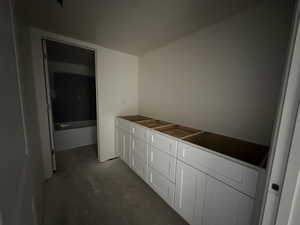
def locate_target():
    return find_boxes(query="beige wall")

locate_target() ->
[98,47,138,161]
[138,0,293,145]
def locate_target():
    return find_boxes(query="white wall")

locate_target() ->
[31,28,138,173]
[48,61,97,151]
[138,0,293,146]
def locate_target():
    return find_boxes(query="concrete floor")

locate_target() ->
[43,145,188,225]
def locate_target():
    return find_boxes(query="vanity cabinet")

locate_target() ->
[175,160,254,225]
[131,136,148,181]
[120,130,131,167]
[148,166,175,207]
[115,117,262,225]
[203,176,253,225]
[175,160,206,225]
[149,145,176,182]
[115,118,132,167]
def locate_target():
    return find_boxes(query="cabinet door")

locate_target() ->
[119,130,131,166]
[132,137,147,162]
[149,146,176,182]
[123,132,131,167]
[132,155,147,181]
[149,131,177,157]
[115,128,122,157]
[132,124,148,142]
[118,129,125,161]
[203,176,254,225]
[148,167,175,207]
[175,160,206,225]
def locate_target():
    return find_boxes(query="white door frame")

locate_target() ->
[272,3,300,224]
[41,39,57,171]
[260,1,300,224]
[30,28,101,178]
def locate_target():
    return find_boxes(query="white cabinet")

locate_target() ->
[123,132,131,167]
[132,137,147,162]
[178,142,258,197]
[115,127,121,156]
[203,176,254,225]
[175,160,254,225]
[132,155,148,181]
[149,146,176,182]
[175,160,206,225]
[131,137,148,182]
[116,117,259,225]
[149,131,177,157]
[117,128,131,167]
[132,124,148,142]
[116,118,132,134]
[148,167,175,207]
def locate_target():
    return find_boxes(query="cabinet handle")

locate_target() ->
[132,127,135,133]
[151,135,154,143]
[182,148,185,158]
[150,151,153,162]
[150,173,153,183]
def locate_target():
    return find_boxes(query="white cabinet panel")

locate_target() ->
[149,146,176,183]
[132,137,147,162]
[117,118,132,134]
[120,131,131,167]
[132,155,148,182]
[149,131,177,157]
[132,124,148,142]
[115,128,122,157]
[178,142,258,197]
[148,167,175,207]
[175,160,206,225]
[203,176,254,225]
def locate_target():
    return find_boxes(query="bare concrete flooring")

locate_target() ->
[43,145,188,225]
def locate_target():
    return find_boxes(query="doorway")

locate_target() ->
[42,39,98,171]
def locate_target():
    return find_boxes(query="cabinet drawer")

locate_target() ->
[116,118,132,134]
[132,124,148,142]
[148,167,175,207]
[132,137,147,163]
[149,131,177,157]
[132,155,147,182]
[149,146,176,182]
[178,142,258,197]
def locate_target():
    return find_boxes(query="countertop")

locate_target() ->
[118,115,269,168]
[184,132,268,168]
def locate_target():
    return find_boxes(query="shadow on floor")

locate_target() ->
[43,145,188,225]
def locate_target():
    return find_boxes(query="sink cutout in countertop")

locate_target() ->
[136,119,171,128]
[156,124,202,139]
[119,115,152,122]
[184,132,269,167]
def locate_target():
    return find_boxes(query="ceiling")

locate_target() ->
[17,0,263,56]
